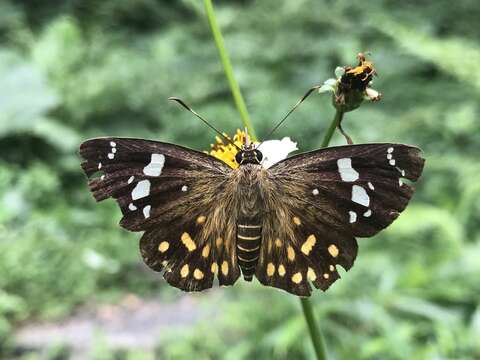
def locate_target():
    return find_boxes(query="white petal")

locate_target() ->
[334,66,345,78]
[324,78,338,86]
[257,137,298,169]
[318,84,335,94]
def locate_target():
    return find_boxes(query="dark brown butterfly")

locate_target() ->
[79,131,424,297]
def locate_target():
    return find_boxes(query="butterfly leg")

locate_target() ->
[337,120,354,145]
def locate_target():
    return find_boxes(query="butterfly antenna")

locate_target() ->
[258,85,321,147]
[168,97,241,151]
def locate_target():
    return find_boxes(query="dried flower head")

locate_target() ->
[319,53,382,113]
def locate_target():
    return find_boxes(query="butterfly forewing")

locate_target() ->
[80,137,241,291]
[269,143,424,237]
[256,143,424,296]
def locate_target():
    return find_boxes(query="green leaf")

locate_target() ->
[0,49,58,136]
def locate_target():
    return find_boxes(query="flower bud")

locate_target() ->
[320,53,382,113]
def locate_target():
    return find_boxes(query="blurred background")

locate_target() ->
[1,0,479,359]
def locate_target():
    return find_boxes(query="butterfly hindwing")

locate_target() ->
[80,137,241,291]
[139,218,240,291]
[256,174,358,296]
[256,143,424,296]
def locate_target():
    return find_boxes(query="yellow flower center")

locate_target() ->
[208,129,245,169]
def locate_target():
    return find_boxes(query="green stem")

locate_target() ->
[321,110,344,148]
[203,0,257,141]
[300,298,328,360]
[296,110,344,360]
[202,1,334,359]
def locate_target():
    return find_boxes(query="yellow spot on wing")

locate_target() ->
[194,269,204,280]
[307,267,317,281]
[158,241,169,253]
[196,215,206,224]
[267,263,275,276]
[329,265,335,272]
[202,244,210,258]
[211,263,218,274]
[292,272,302,284]
[221,261,229,276]
[216,237,223,248]
[181,232,196,252]
[162,260,171,272]
[275,238,283,247]
[287,246,295,261]
[278,264,286,277]
[180,264,189,278]
[301,234,316,255]
[328,244,339,257]
[293,216,301,225]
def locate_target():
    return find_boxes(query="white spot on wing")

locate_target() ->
[387,153,392,160]
[112,148,117,154]
[389,159,396,166]
[312,188,319,196]
[132,180,150,200]
[143,205,151,219]
[143,154,165,176]
[100,175,105,180]
[349,211,357,223]
[129,203,137,211]
[352,185,370,207]
[181,185,188,192]
[108,153,114,159]
[368,182,374,190]
[363,209,372,217]
[399,178,403,186]
[110,141,116,147]
[98,163,102,169]
[387,147,394,153]
[127,176,134,184]
[337,158,359,182]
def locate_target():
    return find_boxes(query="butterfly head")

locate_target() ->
[235,147,263,165]
[235,127,263,165]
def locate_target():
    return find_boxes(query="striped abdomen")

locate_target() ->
[236,223,261,281]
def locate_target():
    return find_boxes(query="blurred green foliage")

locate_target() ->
[0,0,479,359]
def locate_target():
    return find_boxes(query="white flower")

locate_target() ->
[257,137,298,169]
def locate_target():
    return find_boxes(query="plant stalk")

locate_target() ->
[296,111,344,360]
[321,110,344,148]
[300,298,328,360]
[202,1,336,359]
[203,0,257,141]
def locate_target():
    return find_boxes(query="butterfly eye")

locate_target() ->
[254,150,263,163]
[235,151,243,164]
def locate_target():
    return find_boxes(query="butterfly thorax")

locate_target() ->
[234,163,266,281]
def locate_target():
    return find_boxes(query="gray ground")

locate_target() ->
[14,292,215,359]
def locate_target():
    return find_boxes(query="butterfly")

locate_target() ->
[79,133,424,297]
